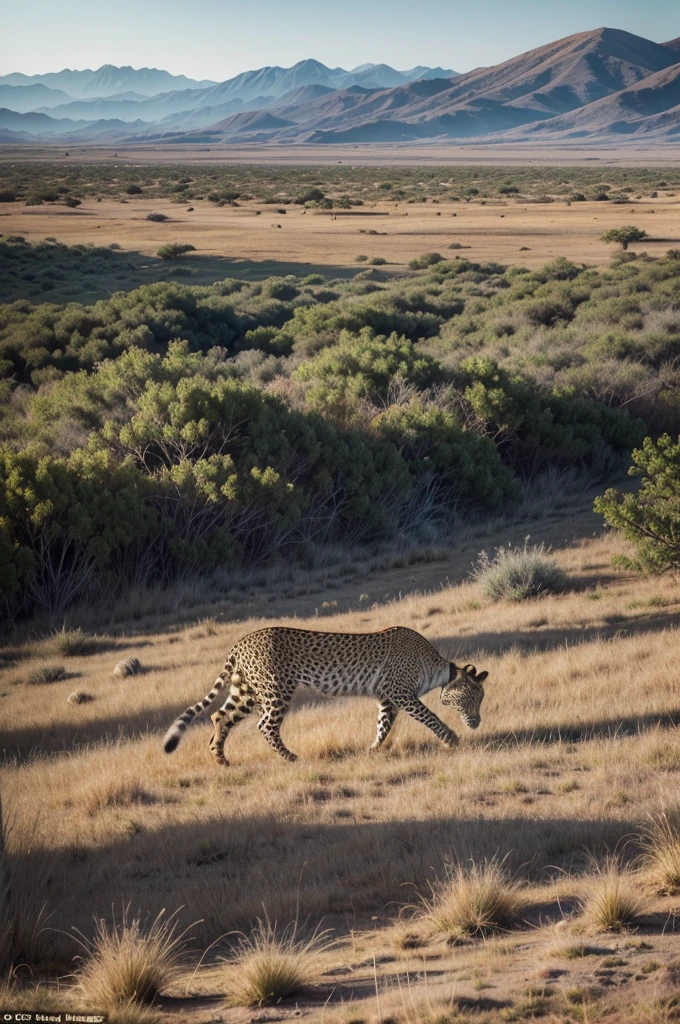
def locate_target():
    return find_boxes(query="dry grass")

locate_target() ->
[420,857,527,936]
[0,800,52,970]
[222,918,331,1006]
[44,626,99,657]
[3,515,680,1018]
[74,908,190,1014]
[578,858,650,932]
[0,977,69,1013]
[4,190,680,297]
[642,811,680,894]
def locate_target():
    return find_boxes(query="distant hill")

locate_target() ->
[0,65,216,98]
[0,107,149,137]
[3,37,680,146]
[3,59,457,128]
[0,83,74,112]
[497,62,680,139]
[178,28,680,144]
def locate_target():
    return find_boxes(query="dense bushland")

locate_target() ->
[6,242,680,616]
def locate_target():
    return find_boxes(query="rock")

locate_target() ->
[113,657,142,678]
[68,690,95,704]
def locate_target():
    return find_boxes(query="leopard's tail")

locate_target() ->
[163,657,241,754]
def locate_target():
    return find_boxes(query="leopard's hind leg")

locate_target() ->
[257,694,297,762]
[209,673,257,766]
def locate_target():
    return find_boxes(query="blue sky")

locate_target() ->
[2,0,678,80]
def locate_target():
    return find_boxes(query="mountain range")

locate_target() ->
[1,31,680,145]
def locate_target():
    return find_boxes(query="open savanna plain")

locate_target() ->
[1,161,680,302]
[2,502,680,1023]
[3,156,680,1023]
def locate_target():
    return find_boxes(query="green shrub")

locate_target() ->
[595,434,680,573]
[409,252,445,269]
[472,541,568,601]
[156,243,196,259]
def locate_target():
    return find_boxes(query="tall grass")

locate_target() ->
[419,858,526,937]
[74,908,192,1013]
[642,810,680,894]
[45,627,99,657]
[578,858,649,932]
[223,918,332,1006]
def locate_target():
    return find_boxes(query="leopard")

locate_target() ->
[162,625,488,766]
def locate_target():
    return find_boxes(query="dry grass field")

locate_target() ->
[2,192,680,302]
[2,495,680,1022]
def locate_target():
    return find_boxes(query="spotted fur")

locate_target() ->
[162,626,488,766]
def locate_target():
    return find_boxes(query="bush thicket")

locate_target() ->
[3,238,676,617]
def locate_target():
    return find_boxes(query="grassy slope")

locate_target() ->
[1,497,680,1021]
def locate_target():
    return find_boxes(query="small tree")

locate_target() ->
[600,226,647,251]
[594,434,680,573]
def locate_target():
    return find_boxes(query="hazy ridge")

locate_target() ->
[2,31,680,145]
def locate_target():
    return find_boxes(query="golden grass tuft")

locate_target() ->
[44,626,99,657]
[83,778,158,816]
[74,908,190,1014]
[223,918,331,1007]
[578,858,650,932]
[642,811,680,894]
[420,858,526,937]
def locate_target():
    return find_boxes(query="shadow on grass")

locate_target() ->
[10,809,643,967]
[434,608,680,661]
[1,244,367,305]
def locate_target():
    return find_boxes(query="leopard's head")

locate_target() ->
[441,663,488,729]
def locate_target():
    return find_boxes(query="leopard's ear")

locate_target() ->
[474,670,489,684]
